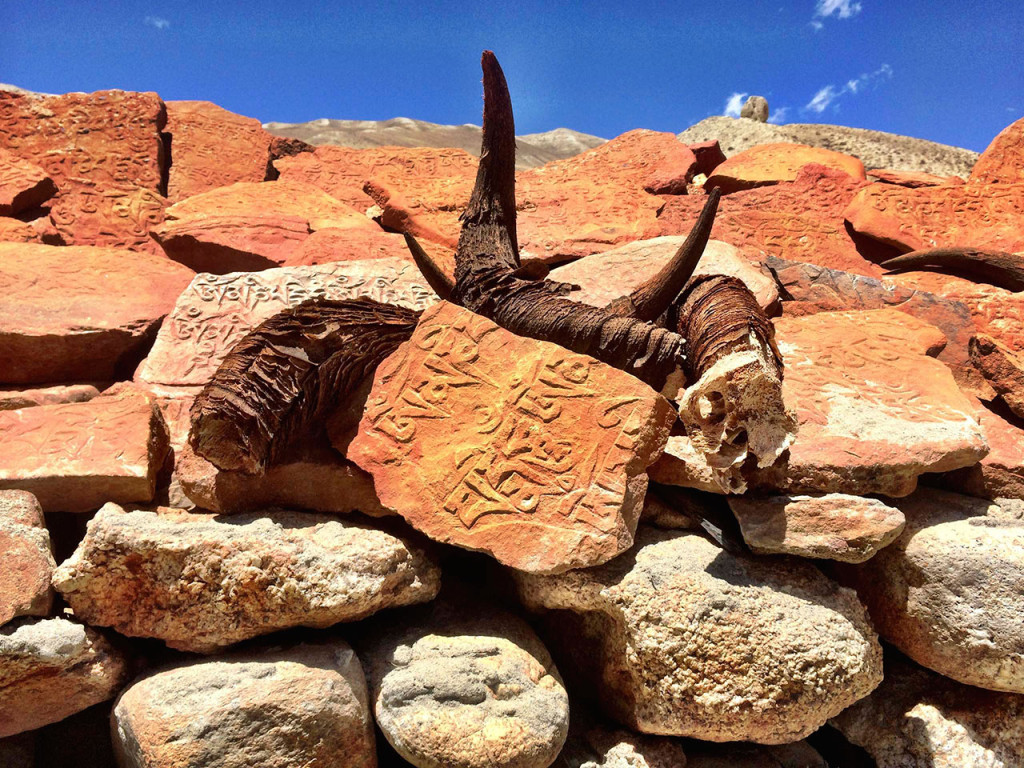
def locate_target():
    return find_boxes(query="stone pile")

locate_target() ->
[1,79,1023,767]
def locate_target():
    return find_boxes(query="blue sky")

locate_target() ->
[4,1,1022,151]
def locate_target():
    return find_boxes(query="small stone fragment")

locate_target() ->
[706,143,865,193]
[517,527,882,743]
[112,640,376,768]
[362,603,569,768]
[52,504,440,652]
[0,617,128,738]
[0,491,54,626]
[0,148,56,216]
[970,333,1024,418]
[740,95,769,122]
[557,719,688,768]
[0,383,103,411]
[349,301,677,574]
[729,493,905,562]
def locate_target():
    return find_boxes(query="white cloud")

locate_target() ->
[805,86,838,114]
[767,107,791,125]
[810,20,824,31]
[724,92,748,118]
[814,0,863,20]
[804,64,892,114]
[145,16,170,30]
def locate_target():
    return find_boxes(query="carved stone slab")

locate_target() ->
[136,257,438,387]
[969,116,1024,184]
[759,308,988,496]
[47,180,168,254]
[348,301,677,574]
[0,242,194,385]
[706,142,866,193]
[844,181,1024,253]
[0,385,168,512]
[0,148,55,216]
[165,100,273,202]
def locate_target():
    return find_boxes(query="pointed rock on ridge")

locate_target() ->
[705,142,866,193]
[0,491,54,626]
[969,114,1024,184]
[0,149,56,216]
[348,301,677,574]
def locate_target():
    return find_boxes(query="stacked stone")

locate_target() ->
[1,83,1023,766]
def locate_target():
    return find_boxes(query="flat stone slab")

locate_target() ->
[706,142,865,193]
[349,301,677,574]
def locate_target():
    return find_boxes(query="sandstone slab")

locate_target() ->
[0,383,102,411]
[112,640,375,768]
[729,493,905,562]
[686,138,726,177]
[165,100,274,202]
[869,168,965,187]
[762,308,988,496]
[47,180,169,254]
[0,386,168,512]
[831,653,1024,768]
[289,224,417,266]
[970,334,1024,418]
[0,242,193,384]
[0,148,56,215]
[969,115,1024,184]
[517,527,882,743]
[0,491,54,626]
[844,182,1024,253]
[850,488,1024,692]
[363,604,569,768]
[706,143,865,193]
[942,400,1024,502]
[0,617,129,738]
[0,218,42,244]
[135,257,437,388]
[349,301,677,574]
[53,504,440,652]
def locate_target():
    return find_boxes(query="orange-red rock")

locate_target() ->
[348,302,677,574]
[0,384,102,411]
[0,218,42,244]
[686,139,727,177]
[759,308,988,497]
[0,242,193,384]
[970,334,1024,418]
[47,180,168,254]
[969,116,1024,184]
[868,168,965,188]
[844,182,1024,253]
[942,401,1024,502]
[0,149,56,216]
[288,226,422,267]
[0,491,54,626]
[706,143,866,193]
[136,258,437,388]
[153,180,386,272]
[0,386,169,512]
[165,100,274,203]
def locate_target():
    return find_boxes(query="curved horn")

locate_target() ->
[881,247,1024,292]
[404,233,455,300]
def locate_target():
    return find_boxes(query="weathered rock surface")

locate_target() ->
[349,302,677,574]
[0,217,43,244]
[971,333,1024,418]
[729,493,905,562]
[762,308,987,496]
[868,167,965,187]
[0,386,168,512]
[549,237,779,312]
[706,143,865,193]
[844,181,1024,253]
[52,504,440,652]
[0,148,56,215]
[831,653,1024,768]
[0,383,102,411]
[0,242,193,384]
[135,258,437,388]
[517,527,882,743]
[740,95,769,122]
[48,181,169,255]
[154,179,387,272]
[0,491,53,626]
[647,433,726,494]
[970,115,1024,184]
[0,617,129,738]
[850,488,1024,691]
[165,100,274,202]
[942,400,1024,502]
[363,604,569,768]
[288,224,415,266]
[555,720,689,768]
[112,640,375,768]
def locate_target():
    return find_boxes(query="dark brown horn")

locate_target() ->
[881,247,1024,292]
[404,233,455,300]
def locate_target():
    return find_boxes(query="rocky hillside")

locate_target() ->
[1,65,1024,768]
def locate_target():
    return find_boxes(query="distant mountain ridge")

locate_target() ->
[262,117,607,169]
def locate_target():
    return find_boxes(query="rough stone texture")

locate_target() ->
[658,164,881,277]
[0,217,43,244]
[765,257,986,396]
[760,308,987,497]
[165,100,274,202]
[0,242,193,384]
[0,148,56,215]
[135,257,437,388]
[850,488,1024,692]
[0,385,169,513]
[868,168,965,187]
[47,181,169,255]
[52,504,441,653]
[740,95,769,122]
[0,491,54,626]
[969,115,1024,184]
[289,225,416,266]
[676,116,979,177]
[831,653,1024,768]
[548,719,688,768]
[349,302,677,574]
[729,493,905,562]
[0,383,103,411]
[549,237,779,312]
[844,182,1024,253]
[647,433,726,494]
[706,143,865,193]
[363,604,569,768]
[0,617,129,738]
[154,179,387,272]
[517,527,882,743]
[686,139,727,177]
[112,640,375,768]
[942,400,1024,502]
[971,334,1024,418]
[685,741,826,768]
